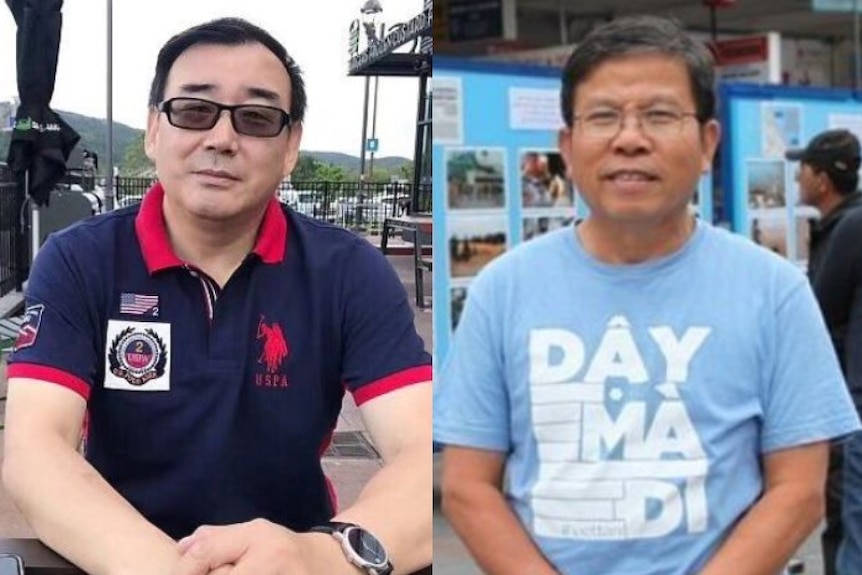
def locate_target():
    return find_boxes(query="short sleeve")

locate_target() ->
[339,240,431,405]
[761,277,861,452]
[7,235,101,399]
[433,271,510,453]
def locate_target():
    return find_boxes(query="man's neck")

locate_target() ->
[817,191,851,220]
[162,203,266,287]
[578,213,695,265]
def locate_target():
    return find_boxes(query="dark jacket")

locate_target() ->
[809,191,862,412]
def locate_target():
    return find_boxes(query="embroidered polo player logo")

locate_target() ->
[256,315,289,387]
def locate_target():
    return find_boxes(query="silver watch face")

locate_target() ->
[344,526,388,567]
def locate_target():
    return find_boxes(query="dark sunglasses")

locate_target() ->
[158,97,292,138]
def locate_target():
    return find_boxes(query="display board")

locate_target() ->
[432,58,558,364]
[433,57,713,363]
[719,83,862,267]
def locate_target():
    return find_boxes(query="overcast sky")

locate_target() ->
[0,0,422,159]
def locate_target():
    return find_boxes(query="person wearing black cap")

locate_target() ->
[786,128,862,575]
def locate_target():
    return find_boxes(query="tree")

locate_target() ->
[291,155,318,182]
[121,133,155,176]
[292,154,348,182]
[366,168,392,183]
[399,161,414,182]
[314,161,348,182]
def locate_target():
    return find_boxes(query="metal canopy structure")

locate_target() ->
[512,0,860,43]
[435,0,862,61]
[348,0,432,214]
[350,52,431,78]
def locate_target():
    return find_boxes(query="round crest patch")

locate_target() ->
[108,327,168,385]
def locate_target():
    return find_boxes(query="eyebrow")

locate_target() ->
[579,94,685,107]
[176,83,283,104]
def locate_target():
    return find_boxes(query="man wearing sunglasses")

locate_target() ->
[2,17,431,575]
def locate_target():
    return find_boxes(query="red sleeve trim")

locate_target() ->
[6,363,91,401]
[352,365,432,406]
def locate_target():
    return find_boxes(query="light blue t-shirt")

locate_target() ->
[434,221,861,575]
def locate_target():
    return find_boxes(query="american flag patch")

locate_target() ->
[120,293,159,316]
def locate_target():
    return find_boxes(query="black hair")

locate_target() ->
[560,15,715,128]
[148,17,306,123]
[810,163,860,195]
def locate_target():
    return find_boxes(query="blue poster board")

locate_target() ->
[433,57,561,365]
[433,56,714,365]
[719,83,862,267]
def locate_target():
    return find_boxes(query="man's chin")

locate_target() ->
[181,199,247,223]
[165,187,269,224]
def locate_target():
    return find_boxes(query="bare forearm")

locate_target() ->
[3,436,179,575]
[699,485,822,575]
[442,483,558,575]
[332,444,432,575]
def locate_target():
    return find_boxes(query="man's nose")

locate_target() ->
[611,114,651,152]
[203,110,239,151]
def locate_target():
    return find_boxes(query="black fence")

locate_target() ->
[114,178,432,230]
[0,173,431,299]
[0,163,27,298]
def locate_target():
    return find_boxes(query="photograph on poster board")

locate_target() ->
[450,285,469,332]
[446,148,508,210]
[432,76,464,146]
[750,215,788,257]
[523,215,575,242]
[746,159,786,209]
[521,150,575,209]
[761,102,802,158]
[448,215,508,278]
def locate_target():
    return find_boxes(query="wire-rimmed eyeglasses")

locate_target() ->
[573,108,699,140]
[158,97,292,138]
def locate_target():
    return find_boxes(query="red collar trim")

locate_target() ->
[135,183,183,273]
[134,182,287,274]
[254,196,288,264]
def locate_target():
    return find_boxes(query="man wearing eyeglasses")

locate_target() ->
[2,17,431,575]
[435,15,859,575]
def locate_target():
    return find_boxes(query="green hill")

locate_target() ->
[310,151,413,173]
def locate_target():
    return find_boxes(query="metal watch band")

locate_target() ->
[309,521,394,575]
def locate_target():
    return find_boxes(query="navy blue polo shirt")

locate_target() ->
[8,183,432,540]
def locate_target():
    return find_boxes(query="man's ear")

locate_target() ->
[144,108,160,161]
[700,119,721,174]
[282,123,304,177]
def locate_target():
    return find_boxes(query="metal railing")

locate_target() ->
[0,174,432,300]
[114,178,432,230]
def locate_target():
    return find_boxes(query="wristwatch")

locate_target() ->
[310,521,394,575]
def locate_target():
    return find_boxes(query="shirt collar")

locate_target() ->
[134,182,288,274]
